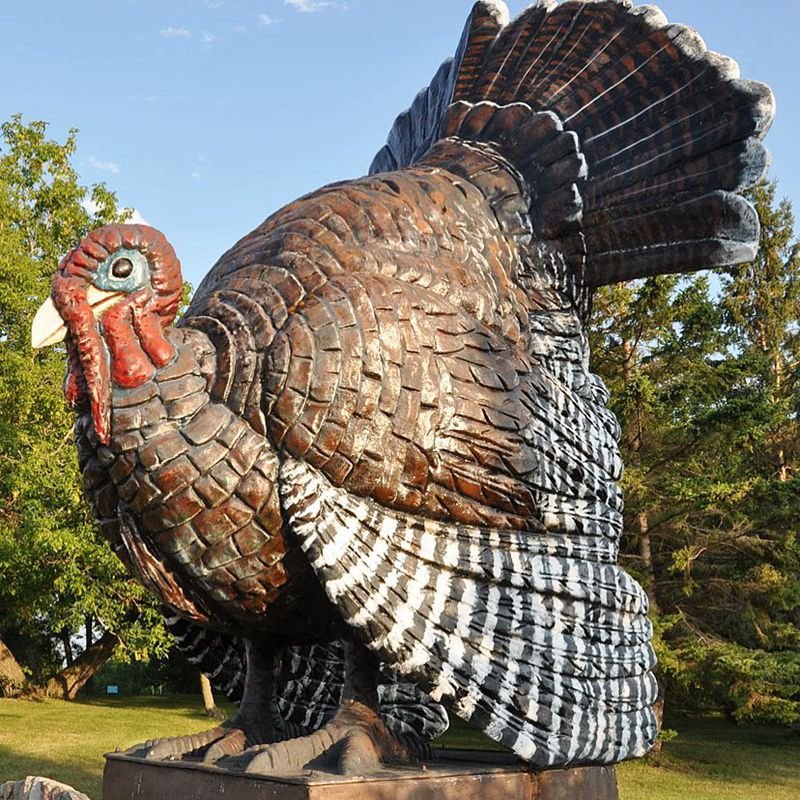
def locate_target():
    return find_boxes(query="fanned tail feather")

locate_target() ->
[370,0,774,285]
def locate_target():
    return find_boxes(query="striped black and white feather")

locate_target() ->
[299,0,774,768]
[165,613,449,745]
[281,449,655,767]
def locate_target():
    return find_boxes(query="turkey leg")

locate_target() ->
[223,638,412,775]
[126,640,284,762]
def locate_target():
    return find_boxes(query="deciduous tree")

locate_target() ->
[0,115,171,698]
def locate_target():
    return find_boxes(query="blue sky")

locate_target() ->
[3,0,798,287]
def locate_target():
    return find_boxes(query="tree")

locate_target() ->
[589,179,800,728]
[200,673,226,720]
[722,180,800,484]
[589,272,725,745]
[685,179,800,724]
[0,115,172,698]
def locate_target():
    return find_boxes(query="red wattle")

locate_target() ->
[52,275,112,445]
[64,340,86,409]
[101,300,157,389]
[131,291,176,368]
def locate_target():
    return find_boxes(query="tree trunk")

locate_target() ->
[200,673,226,720]
[636,510,658,609]
[774,351,789,482]
[83,615,95,694]
[60,628,73,667]
[622,339,665,756]
[0,638,26,696]
[634,506,665,756]
[35,629,119,700]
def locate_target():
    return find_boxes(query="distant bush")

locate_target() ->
[92,646,199,696]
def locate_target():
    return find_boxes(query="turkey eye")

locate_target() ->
[111,258,134,279]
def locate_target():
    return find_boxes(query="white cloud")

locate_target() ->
[190,171,201,180]
[84,200,150,227]
[160,26,192,38]
[201,31,216,44]
[82,198,101,216]
[125,94,160,103]
[284,0,338,12]
[232,24,248,33]
[88,155,120,175]
[257,13,278,26]
[125,208,150,226]
[204,0,223,8]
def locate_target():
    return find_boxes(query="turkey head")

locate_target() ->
[32,224,183,444]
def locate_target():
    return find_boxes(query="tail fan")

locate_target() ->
[370,0,774,286]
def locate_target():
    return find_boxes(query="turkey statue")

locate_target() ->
[32,0,773,776]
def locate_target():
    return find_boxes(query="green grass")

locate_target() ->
[615,718,800,800]
[0,694,222,798]
[1,696,797,799]
[438,716,800,800]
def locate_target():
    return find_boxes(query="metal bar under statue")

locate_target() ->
[103,751,618,800]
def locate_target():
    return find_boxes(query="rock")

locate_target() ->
[0,777,91,800]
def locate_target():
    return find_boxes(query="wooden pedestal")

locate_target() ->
[103,750,618,800]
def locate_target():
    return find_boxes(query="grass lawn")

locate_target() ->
[1,695,798,799]
[0,695,220,798]
[615,718,800,800]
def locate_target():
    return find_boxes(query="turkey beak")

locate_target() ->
[31,287,126,349]
[31,296,67,348]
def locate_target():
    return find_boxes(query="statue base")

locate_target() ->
[103,750,618,800]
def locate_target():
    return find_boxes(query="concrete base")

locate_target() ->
[103,750,618,800]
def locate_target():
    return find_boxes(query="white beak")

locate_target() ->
[31,286,126,349]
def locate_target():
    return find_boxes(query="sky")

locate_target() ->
[2,0,798,288]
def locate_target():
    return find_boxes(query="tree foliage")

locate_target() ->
[590,179,800,727]
[0,115,171,695]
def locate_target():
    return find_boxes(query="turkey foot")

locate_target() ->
[126,639,282,763]
[224,698,411,775]
[226,638,412,775]
[125,718,272,762]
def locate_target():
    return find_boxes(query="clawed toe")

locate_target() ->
[201,727,248,762]
[334,727,382,775]
[125,724,232,761]
[125,719,272,764]
[227,706,411,776]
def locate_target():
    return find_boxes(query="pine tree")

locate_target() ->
[589,179,800,727]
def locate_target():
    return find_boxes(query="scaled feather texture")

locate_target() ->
[52,0,772,770]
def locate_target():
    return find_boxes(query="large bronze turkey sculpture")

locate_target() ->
[32,0,773,774]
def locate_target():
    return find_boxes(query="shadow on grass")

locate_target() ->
[435,717,509,752]
[72,694,236,718]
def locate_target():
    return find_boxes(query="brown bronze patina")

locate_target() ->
[33,0,772,784]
